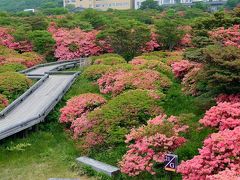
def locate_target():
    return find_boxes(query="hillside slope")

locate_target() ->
[0,0,63,12]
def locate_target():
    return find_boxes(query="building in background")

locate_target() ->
[64,0,226,11]
[63,0,134,10]
[134,0,226,10]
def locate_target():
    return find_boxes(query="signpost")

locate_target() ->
[164,153,178,180]
[164,154,178,172]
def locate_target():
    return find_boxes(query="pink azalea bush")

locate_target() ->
[0,27,32,52]
[70,89,165,149]
[143,33,161,52]
[171,59,203,95]
[206,168,240,180]
[216,93,240,104]
[199,94,240,131]
[59,93,106,123]
[171,60,196,79]
[181,66,202,96]
[0,46,43,67]
[119,114,188,176]
[180,34,192,47]
[0,94,9,110]
[209,25,240,48]
[178,126,240,180]
[97,69,172,96]
[49,23,112,60]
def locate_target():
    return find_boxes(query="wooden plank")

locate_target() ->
[76,156,120,176]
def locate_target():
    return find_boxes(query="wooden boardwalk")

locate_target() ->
[0,59,87,140]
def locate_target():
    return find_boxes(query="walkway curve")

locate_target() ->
[0,58,89,140]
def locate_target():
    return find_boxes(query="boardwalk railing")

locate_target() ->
[0,58,89,140]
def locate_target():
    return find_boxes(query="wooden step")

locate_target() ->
[76,156,120,176]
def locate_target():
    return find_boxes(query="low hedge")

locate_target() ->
[0,63,26,73]
[0,72,32,101]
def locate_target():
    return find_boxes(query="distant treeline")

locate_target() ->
[0,0,63,12]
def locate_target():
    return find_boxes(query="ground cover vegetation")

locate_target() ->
[0,5,240,180]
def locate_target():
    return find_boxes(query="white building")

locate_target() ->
[134,0,192,9]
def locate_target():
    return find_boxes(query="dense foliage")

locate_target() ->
[0,0,62,12]
[0,72,32,101]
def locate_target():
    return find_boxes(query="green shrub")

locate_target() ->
[183,48,204,62]
[0,72,32,100]
[82,64,111,81]
[82,63,134,81]
[93,57,127,65]
[142,51,168,58]
[0,63,26,73]
[191,36,213,48]
[87,89,165,146]
[28,30,55,54]
[200,45,240,94]
[91,54,123,64]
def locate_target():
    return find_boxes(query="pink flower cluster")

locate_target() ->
[178,126,240,180]
[49,23,112,60]
[209,25,240,48]
[180,34,192,47]
[216,93,240,104]
[0,27,32,52]
[97,69,171,96]
[206,168,240,180]
[0,94,9,109]
[0,46,43,68]
[143,33,161,52]
[59,93,106,146]
[60,93,106,123]
[199,94,240,131]
[171,60,196,79]
[119,114,188,176]
[171,60,202,95]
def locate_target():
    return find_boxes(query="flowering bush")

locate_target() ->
[178,127,240,180]
[216,94,240,104]
[171,60,196,79]
[143,33,160,52]
[0,46,43,67]
[179,34,192,47]
[59,93,106,124]
[97,69,172,96]
[0,94,9,110]
[209,25,240,48]
[181,66,202,96]
[49,24,111,60]
[199,94,240,131]
[0,72,32,100]
[171,59,203,95]
[0,63,26,73]
[0,27,32,52]
[206,169,240,180]
[119,114,188,176]
[77,90,165,148]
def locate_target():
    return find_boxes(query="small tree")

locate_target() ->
[140,0,162,10]
[28,30,55,54]
[98,20,151,61]
[155,19,184,51]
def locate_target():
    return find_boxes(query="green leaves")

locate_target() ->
[98,20,151,61]
[28,30,55,54]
